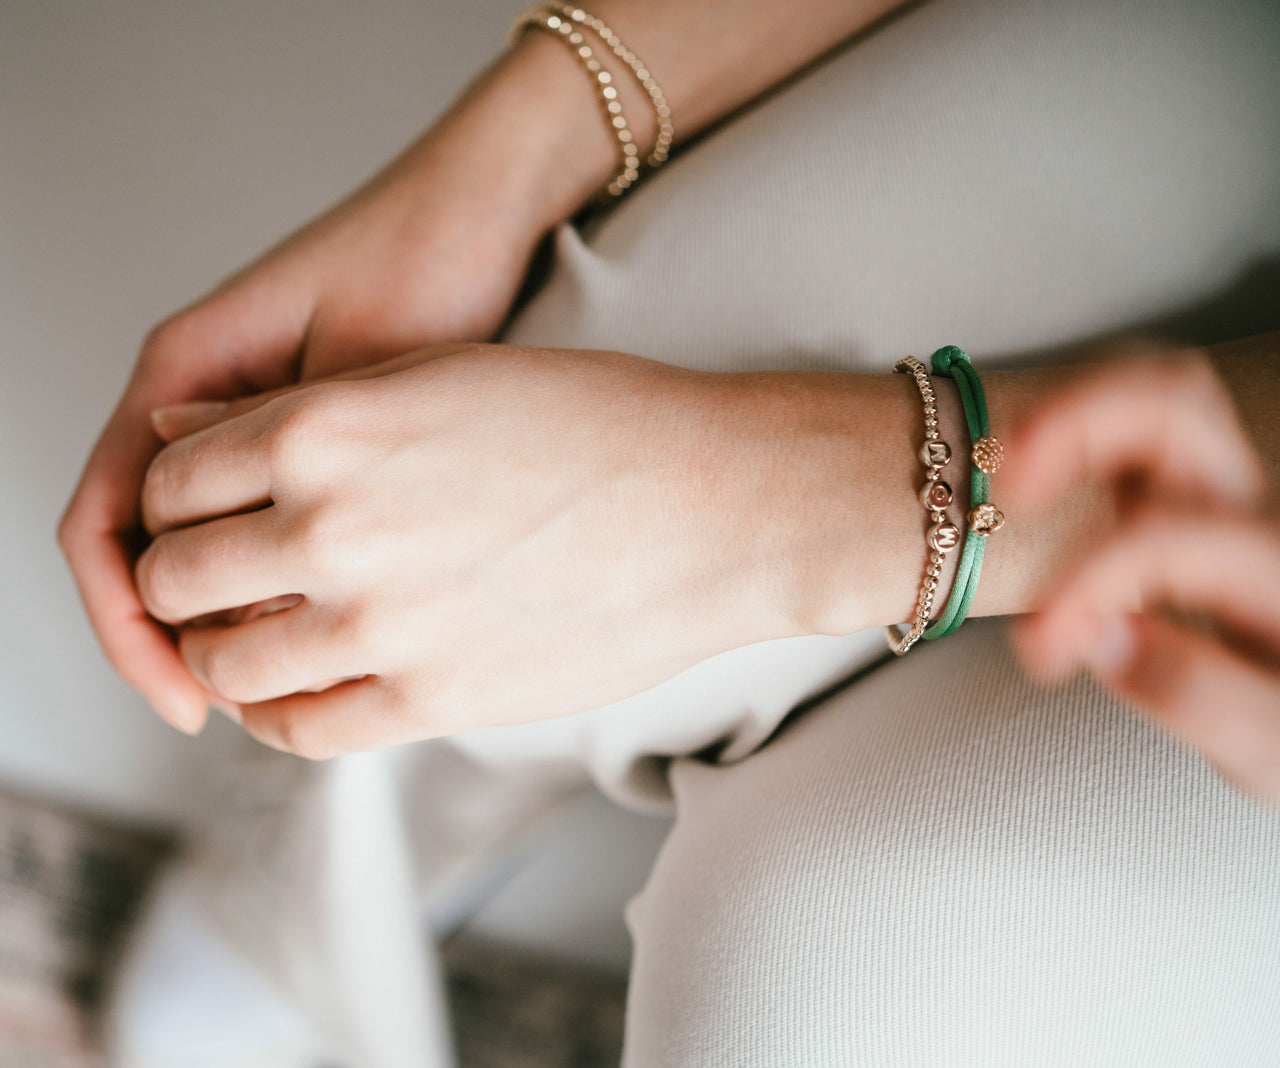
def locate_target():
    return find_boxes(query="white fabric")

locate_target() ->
[110,0,1280,1063]
[624,622,1280,1065]
[456,0,1280,810]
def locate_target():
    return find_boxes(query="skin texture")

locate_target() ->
[139,339,1280,808]
[58,1,1280,804]
[58,0,912,734]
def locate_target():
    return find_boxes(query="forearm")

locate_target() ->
[379,0,910,241]
[552,0,910,157]
[730,333,1280,638]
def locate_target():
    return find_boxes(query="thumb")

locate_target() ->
[149,341,475,441]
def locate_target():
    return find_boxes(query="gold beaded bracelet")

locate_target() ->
[541,3,674,169]
[885,355,962,656]
[509,3,673,199]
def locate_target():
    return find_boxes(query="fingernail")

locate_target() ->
[1081,614,1136,680]
[150,401,227,436]
[157,693,208,736]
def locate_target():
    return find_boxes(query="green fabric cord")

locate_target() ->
[924,345,988,641]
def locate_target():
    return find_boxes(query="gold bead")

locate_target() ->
[968,503,1005,537]
[972,436,1005,474]
[929,521,961,554]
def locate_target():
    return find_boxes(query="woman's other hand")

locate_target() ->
[134,345,800,759]
[1005,353,1280,804]
[57,36,618,734]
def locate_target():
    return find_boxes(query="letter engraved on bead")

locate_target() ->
[929,521,961,553]
[921,480,953,511]
[919,440,951,469]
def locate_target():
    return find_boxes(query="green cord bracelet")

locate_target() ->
[923,345,1005,640]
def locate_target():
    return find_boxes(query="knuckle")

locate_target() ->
[261,383,360,481]
[135,544,180,621]
[289,503,344,572]
[196,640,250,703]
[141,452,180,524]
[340,605,383,661]
[261,395,336,484]
[273,712,337,762]
[138,315,190,370]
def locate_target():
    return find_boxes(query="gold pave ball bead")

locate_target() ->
[971,436,1004,474]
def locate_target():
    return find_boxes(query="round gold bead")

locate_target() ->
[919,439,951,470]
[921,480,953,511]
[929,521,961,554]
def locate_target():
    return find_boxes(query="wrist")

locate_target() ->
[733,365,1116,640]
[418,32,621,242]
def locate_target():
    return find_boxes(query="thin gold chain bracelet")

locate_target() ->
[885,355,962,656]
[541,3,674,170]
[509,4,672,199]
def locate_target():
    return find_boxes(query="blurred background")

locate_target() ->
[0,2,670,1064]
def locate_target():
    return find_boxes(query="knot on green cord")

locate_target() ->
[930,344,969,374]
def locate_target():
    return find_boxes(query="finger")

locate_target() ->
[137,508,297,624]
[1002,353,1266,514]
[178,603,366,705]
[141,403,283,536]
[59,286,312,731]
[1089,615,1280,805]
[150,342,475,442]
[240,676,411,760]
[60,498,210,734]
[1015,513,1280,681]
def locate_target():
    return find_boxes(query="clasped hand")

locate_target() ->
[137,344,792,758]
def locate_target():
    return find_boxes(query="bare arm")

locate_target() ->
[738,333,1280,637]
[509,0,910,214]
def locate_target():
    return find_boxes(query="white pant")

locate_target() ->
[110,0,1280,1063]
[502,0,1280,1061]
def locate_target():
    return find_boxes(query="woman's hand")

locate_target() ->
[136,345,799,758]
[57,36,619,734]
[1004,354,1280,804]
